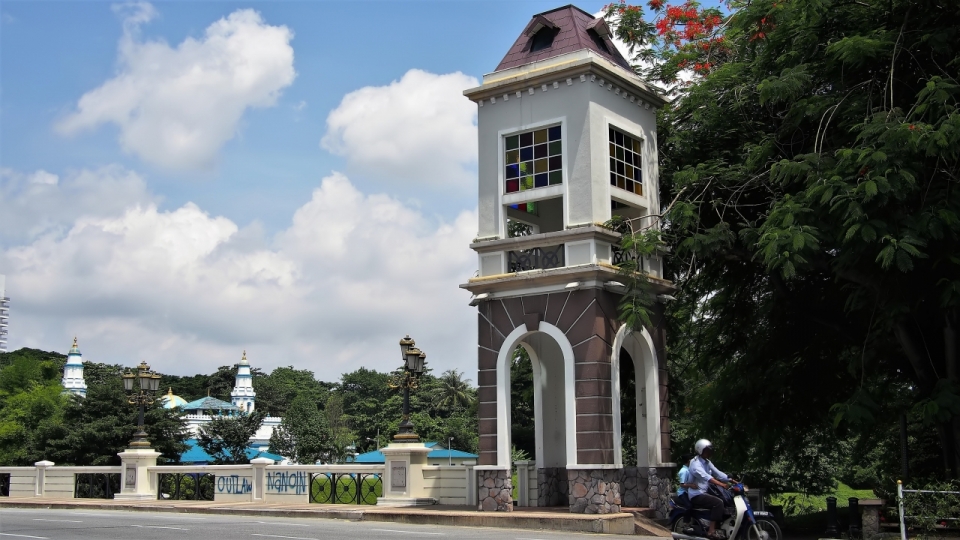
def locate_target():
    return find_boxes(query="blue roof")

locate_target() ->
[353,442,478,464]
[179,439,283,464]
[182,396,238,411]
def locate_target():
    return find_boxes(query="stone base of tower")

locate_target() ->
[537,467,567,506]
[620,466,674,518]
[477,468,512,511]
[567,468,622,514]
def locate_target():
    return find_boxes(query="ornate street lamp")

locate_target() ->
[121,360,163,448]
[389,335,427,442]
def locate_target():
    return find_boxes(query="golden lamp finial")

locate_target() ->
[73,336,78,347]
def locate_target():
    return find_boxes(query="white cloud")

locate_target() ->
[0,166,156,245]
[55,4,296,170]
[321,69,479,190]
[0,171,478,380]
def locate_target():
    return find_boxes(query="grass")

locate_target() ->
[769,482,877,532]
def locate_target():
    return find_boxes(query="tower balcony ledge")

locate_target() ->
[460,260,674,298]
[468,225,671,294]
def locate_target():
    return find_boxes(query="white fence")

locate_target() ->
[0,461,476,506]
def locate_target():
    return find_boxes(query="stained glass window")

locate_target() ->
[509,202,538,215]
[609,126,643,196]
[504,126,562,194]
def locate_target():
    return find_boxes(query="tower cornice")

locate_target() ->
[464,51,667,108]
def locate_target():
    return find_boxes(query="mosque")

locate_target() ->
[161,351,282,452]
[62,341,281,453]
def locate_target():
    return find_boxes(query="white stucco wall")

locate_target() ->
[474,64,659,241]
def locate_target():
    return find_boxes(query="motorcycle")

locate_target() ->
[670,481,782,540]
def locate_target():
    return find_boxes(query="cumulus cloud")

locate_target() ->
[55,4,296,170]
[0,172,477,379]
[321,69,479,190]
[0,166,155,245]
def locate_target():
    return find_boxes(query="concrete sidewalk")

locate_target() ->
[0,497,669,536]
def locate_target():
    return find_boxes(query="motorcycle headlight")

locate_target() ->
[743,486,750,492]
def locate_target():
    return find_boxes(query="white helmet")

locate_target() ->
[695,439,713,455]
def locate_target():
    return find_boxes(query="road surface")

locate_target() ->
[0,507,618,540]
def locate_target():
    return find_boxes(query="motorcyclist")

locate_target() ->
[675,453,696,505]
[687,439,732,539]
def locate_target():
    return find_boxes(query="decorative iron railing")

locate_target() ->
[0,473,9,496]
[158,472,215,501]
[508,244,565,272]
[74,473,120,499]
[309,472,382,505]
[611,245,646,272]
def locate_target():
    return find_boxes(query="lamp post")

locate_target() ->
[389,335,426,442]
[121,360,163,448]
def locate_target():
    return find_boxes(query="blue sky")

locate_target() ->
[0,0,612,380]
[3,0,610,232]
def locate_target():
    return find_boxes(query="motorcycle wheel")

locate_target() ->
[672,516,698,535]
[747,519,782,540]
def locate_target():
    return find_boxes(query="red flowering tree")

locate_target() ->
[604,0,729,85]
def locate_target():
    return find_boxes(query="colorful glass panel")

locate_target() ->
[608,126,643,196]
[504,126,562,193]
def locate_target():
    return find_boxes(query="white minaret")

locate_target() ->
[231,350,255,413]
[0,275,8,352]
[62,337,87,397]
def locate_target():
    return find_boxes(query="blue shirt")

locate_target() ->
[688,455,729,498]
[677,465,691,495]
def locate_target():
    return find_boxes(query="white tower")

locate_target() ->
[0,275,8,352]
[231,350,256,413]
[62,337,87,397]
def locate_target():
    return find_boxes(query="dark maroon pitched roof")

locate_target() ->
[495,5,633,72]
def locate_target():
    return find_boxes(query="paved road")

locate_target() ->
[0,508,615,540]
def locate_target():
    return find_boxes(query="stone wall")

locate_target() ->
[620,466,646,507]
[567,469,621,514]
[618,466,674,518]
[537,467,567,507]
[477,469,512,512]
[646,466,673,518]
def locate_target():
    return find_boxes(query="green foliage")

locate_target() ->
[0,348,189,466]
[268,393,330,464]
[196,410,266,465]
[510,346,535,459]
[254,366,331,417]
[899,480,960,538]
[610,0,960,490]
[38,380,189,466]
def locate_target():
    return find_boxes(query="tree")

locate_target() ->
[254,366,331,417]
[433,369,476,413]
[323,394,354,463]
[510,346,536,460]
[268,393,331,464]
[196,411,266,465]
[607,0,960,487]
[38,379,189,466]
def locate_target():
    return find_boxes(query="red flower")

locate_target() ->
[648,0,664,10]
[909,124,916,130]
[667,6,684,19]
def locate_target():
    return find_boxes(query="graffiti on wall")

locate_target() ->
[216,475,252,495]
[266,470,309,495]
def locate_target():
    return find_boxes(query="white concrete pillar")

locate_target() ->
[34,460,54,497]
[250,457,272,501]
[115,448,161,500]
[515,460,533,506]
[377,442,436,507]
